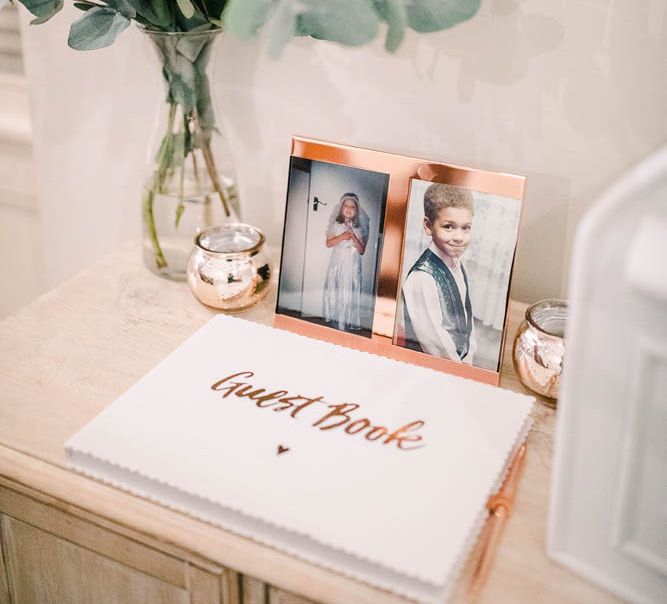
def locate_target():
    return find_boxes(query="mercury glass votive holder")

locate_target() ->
[187,224,271,311]
[512,299,568,405]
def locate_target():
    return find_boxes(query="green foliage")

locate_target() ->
[73,2,96,12]
[68,6,131,50]
[148,30,216,118]
[224,0,481,54]
[105,0,136,19]
[223,0,271,39]
[8,0,481,274]
[266,0,294,58]
[15,0,480,54]
[16,0,227,38]
[373,0,407,52]
[406,0,480,33]
[298,0,378,46]
[129,1,173,30]
[192,0,225,24]
[15,0,64,24]
[226,0,379,52]
[176,0,194,20]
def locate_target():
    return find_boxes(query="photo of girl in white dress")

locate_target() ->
[277,157,388,338]
[322,193,370,332]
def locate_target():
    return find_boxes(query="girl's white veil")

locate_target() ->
[326,194,370,245]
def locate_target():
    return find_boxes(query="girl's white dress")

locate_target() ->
[322,205,370,331]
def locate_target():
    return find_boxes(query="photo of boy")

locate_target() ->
[397,183,477,364]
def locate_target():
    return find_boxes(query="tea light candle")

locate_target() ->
[187,224,272,311]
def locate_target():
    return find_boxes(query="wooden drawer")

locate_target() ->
[0,483,234,604]
[0,481,313,604]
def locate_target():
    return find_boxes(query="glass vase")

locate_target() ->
[141,28,240,280]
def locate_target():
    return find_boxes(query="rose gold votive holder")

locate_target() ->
[512,299,568,405]
[187,224,272,311]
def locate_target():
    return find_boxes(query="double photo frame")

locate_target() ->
[275,137,526,385]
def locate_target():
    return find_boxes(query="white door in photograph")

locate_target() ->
[278,165,310,313]
[300,180,332,318]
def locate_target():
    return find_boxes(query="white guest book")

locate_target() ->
[66,316,533,603]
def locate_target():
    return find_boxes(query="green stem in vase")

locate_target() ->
[143,188,167,269]
[144,28,235,272]
[200,134,231,218]
[191,137,213,224]
[145,101,178,270]
[157,102,178,190]
[174,113,189,228]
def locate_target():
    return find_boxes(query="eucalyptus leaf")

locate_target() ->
[223,0,272,39]
[151,34,198,112]
[67,6,131,50]
[267,0,295,58]
[223,0,479,52]
[373,0,406,52]
[130,12,150,26]
[73,2,97,12]
[174,2,209,31]
[193,40,216,135]
[226,0,379,53]
[194,72,213,137]
[15,0,64,25]
[127,0,173,30]
[175,31,210,62]
[106,0,136,19]
[176,0,195,19]
[191,0,208,17]
[293,14,309,37]
[170,68,197,110]
[405,0,480,33]
[297,0,378,47]
[200,0,226,20]
[186,0,226,27]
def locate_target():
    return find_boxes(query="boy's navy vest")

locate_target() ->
[403,248,473,359]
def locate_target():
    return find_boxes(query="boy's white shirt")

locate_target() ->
[401,243,477,364]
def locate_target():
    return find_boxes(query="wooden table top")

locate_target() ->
[0,242,621,604]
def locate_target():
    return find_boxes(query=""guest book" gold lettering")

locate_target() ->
[66,315,533,603]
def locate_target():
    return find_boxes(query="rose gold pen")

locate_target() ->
[468,442,528,598]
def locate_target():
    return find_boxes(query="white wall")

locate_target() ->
[19,3,158,288]
[20,0,667,300]
[0,73,43,318]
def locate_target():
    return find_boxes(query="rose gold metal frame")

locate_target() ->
[274,137,526,386]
